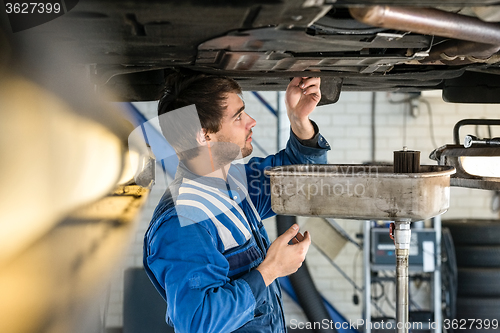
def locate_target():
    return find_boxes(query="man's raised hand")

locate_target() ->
[285,77,321,140]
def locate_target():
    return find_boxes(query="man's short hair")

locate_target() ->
[158,71,241,160]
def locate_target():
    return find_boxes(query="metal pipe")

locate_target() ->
[349,6,500,45]
[430,40,500,60]
[363,221,371,333]
[371,92,376,163]
[453,119,500,145]
[418,40,500,65]
[464,135,500,148]
[394,220,411,333]
[433,215,442,333]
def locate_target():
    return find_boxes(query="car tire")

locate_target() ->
[456,297,500,321]
[455,246,500,267]
[457,268,500,297]
[442,219,500,245]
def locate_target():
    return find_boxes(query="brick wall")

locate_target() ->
[105,91,500,329]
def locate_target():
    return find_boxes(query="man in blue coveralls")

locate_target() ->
[143,72,330,333]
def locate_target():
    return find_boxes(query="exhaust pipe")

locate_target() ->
[349,6,500,45]
[421,40,500,64]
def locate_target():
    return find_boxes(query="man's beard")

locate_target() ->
[212,134,253,164]
[241,132,253,158]
[241,144,253,158]
[210,141,243,167]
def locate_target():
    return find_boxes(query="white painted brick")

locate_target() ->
[328,149,345,162]
[346,102,371,115]
[348,126,372,138]
[376,126,403,138]
[427,102,456,116]
[334,138,360,150]
[386,114,407,126]
[484,104,500,113]
[333,114,361,125]
[425,113,443,127]
[359,116,374,127]
[314,277,335,290]
[375,138,390,151]
[338,92,361,102]
[358,138,371,151]
[318,102,346,115]
[322,126,346,139]
[375,103,404,116]
[440,112,462,125]
[358,92,376,103]
[453,193,489,207]
[309,114,332,126]
[455,103,479,115]
[345,150,370,163]
[310,265,337,278]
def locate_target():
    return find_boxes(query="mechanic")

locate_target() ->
[143,72,330,333]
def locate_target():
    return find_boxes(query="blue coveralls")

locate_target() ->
[144,128,330,333]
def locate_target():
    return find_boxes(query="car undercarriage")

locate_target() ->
[5,0,500,104]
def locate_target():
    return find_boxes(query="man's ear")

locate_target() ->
[196,128,210,146]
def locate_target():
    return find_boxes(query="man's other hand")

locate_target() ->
[256,224,311,286]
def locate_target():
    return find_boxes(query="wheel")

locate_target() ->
[455,246,500,267]
[456,297,500,321]
[442,219,500,245]
[458,268,500,297]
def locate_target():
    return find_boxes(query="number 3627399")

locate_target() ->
[443,319,498,330]
[5,2,61,14]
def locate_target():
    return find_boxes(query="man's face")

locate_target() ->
[209,92,256,159]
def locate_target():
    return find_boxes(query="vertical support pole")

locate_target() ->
[276,91,281,150]
[363,221,371,333]
[371,92,376,163]
[394,220,411,333]
[433,215,442,333]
